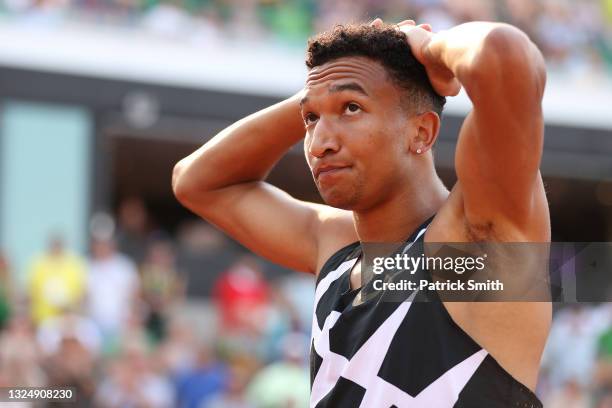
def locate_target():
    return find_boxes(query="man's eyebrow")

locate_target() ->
[329,82,369,96]
[299,82,368,106]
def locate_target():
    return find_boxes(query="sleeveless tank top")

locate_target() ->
[309,216,542,407]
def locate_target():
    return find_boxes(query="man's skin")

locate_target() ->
[172,20,551,391]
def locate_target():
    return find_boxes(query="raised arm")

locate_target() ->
[404,22,547,237]
[172,93,353,274]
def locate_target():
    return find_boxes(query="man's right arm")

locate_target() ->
[172,93,354,274]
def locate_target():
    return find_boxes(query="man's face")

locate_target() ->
[301,56,415,210]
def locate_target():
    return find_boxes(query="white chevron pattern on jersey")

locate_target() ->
[309,235,489,408]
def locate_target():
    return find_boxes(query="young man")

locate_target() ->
[173,19,550,407]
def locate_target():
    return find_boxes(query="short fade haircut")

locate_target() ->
[305,23,446,116]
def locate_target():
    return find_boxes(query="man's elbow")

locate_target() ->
[468,25,547,98]
[171,159,193,206]
[489,25,545,85]
[172,158,219,215]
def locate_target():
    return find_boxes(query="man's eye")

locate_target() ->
[304,113,319,125]
[345,103,361,114]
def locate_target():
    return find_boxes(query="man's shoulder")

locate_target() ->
[315,207,358,276]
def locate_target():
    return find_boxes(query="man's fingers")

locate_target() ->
[371,18,424,31]
[396,19,416,27]
[370,18,383,27]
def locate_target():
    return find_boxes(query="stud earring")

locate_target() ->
[416,148,422,154]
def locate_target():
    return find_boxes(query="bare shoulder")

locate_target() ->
[314,206,358,276]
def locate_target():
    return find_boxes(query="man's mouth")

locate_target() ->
[314,165,350,180]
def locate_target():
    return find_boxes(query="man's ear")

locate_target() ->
[408,111,440,155]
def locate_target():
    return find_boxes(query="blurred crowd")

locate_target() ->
[0,0,611,76]
[0,197,313,407]
[540,304,612,408]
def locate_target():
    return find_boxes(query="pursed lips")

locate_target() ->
[313,164,350,179]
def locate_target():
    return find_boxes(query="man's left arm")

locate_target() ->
[412,22,547,233]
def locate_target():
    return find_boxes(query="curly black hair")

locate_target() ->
[305,23,446,115]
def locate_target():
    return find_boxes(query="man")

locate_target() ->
[173,18,550,407]
[86,232,140,345]
[28,235,86,325]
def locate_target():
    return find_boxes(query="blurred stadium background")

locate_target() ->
[0,0,611,407]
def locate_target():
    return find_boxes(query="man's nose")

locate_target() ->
[307,118,340,158]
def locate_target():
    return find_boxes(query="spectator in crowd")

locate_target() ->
[205,359,255,408]
[35,312,100,405]
[174,344,229,408]
[0,314,47,388]
[28,235,86,326]
[95,338,175,408]
[140,238,185,343]
[37,310,102,358]
[258,279,307,363]
[158,318,200,375]
[542,304,612,391]
[116,197,152,264]
[43,334,98,407]
[123,304,153,341]
[245,332,310,408]
[212,256,269,336]
[86,230,140,350]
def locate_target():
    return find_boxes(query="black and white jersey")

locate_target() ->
[309,217,542,408]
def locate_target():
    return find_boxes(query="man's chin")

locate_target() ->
[319,189,356,210]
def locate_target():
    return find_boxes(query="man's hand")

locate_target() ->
[396,20,461,97]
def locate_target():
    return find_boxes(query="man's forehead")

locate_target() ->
[305,56,389,90]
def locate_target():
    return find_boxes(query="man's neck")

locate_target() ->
[353,174,448,243]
